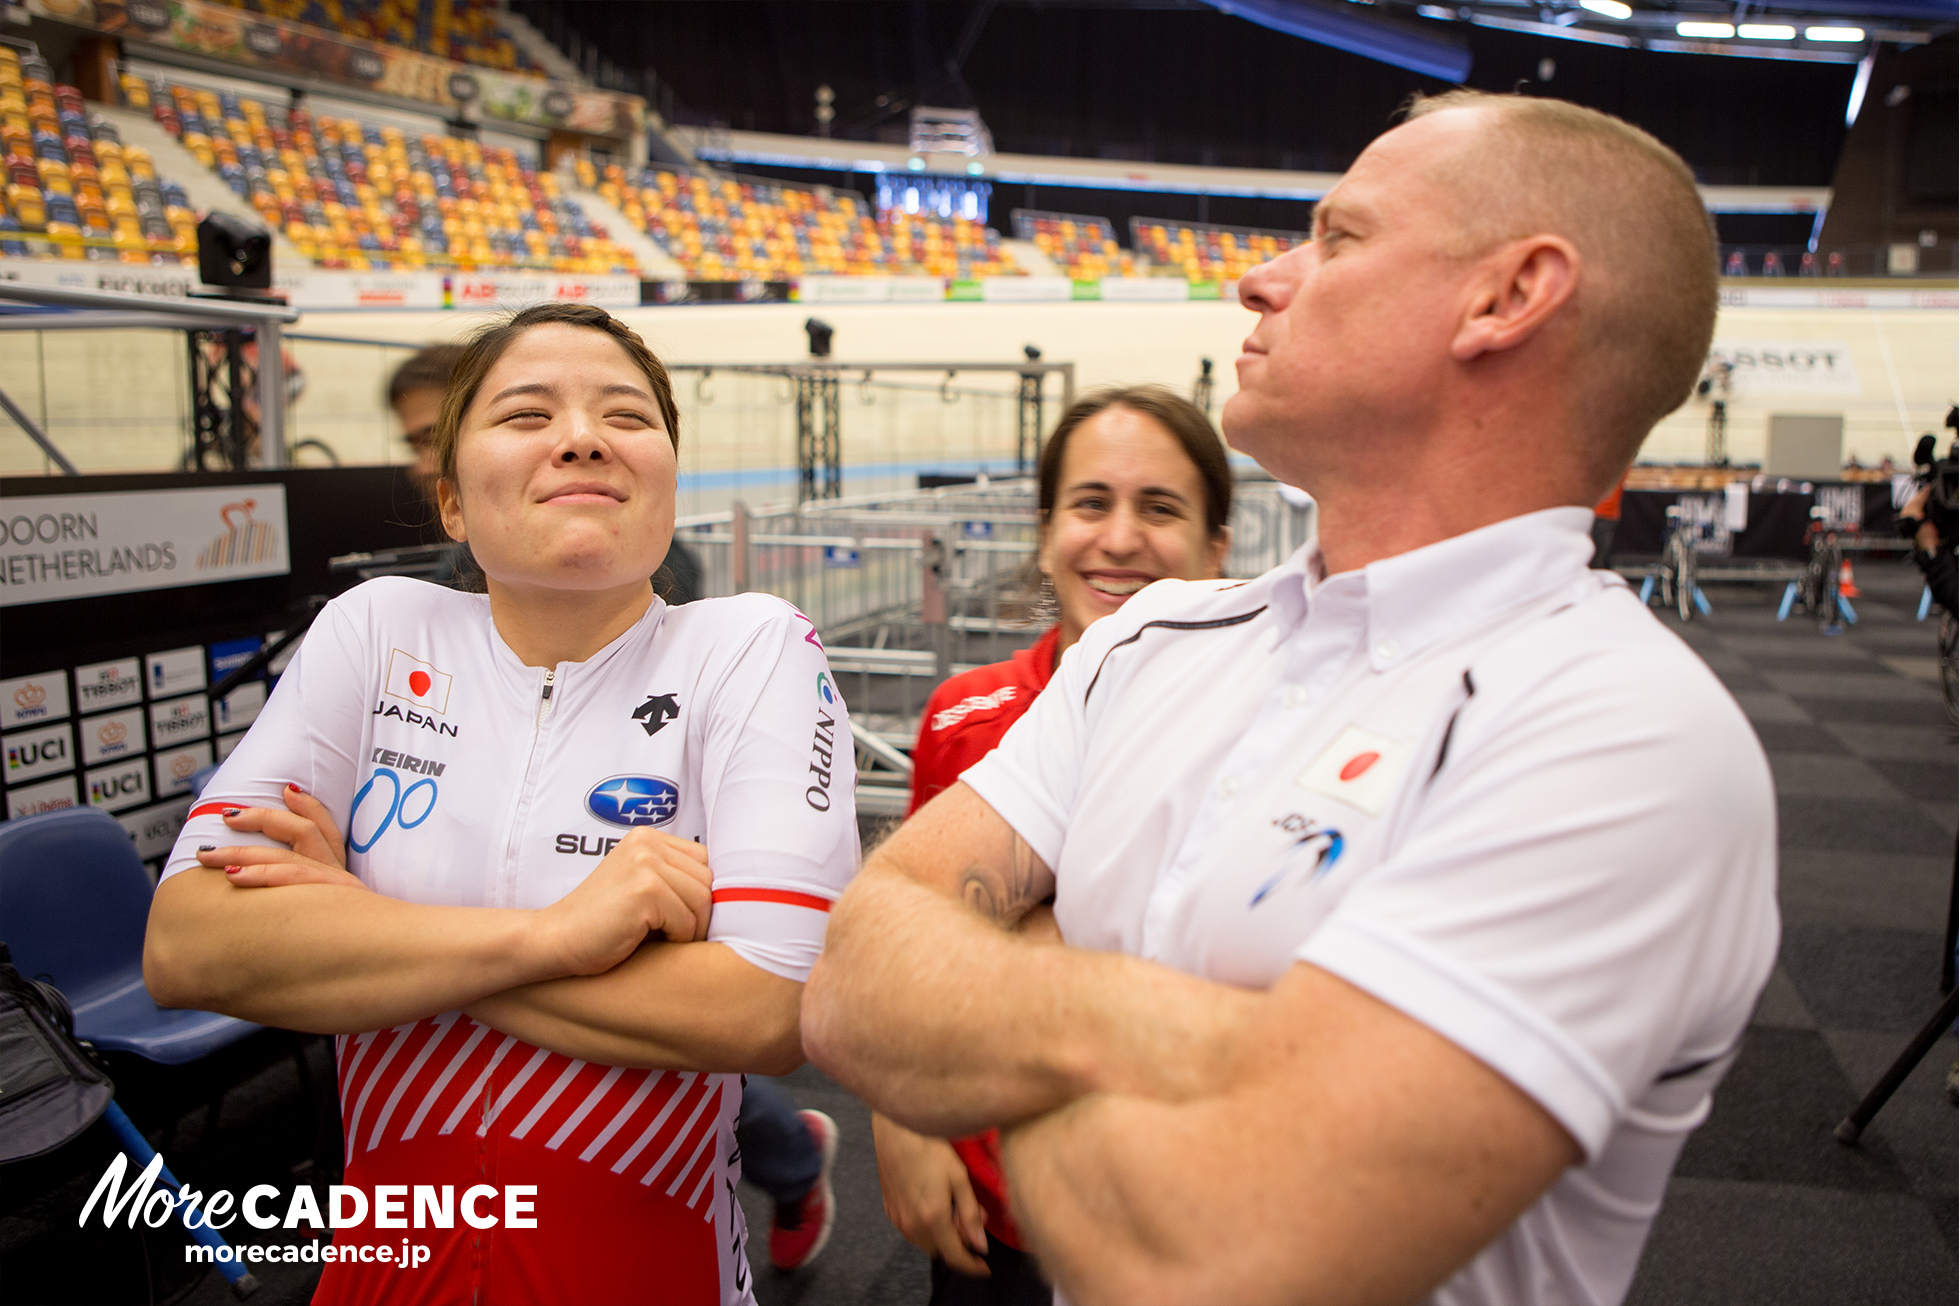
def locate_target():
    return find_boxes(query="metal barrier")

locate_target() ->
[0,281,299,474]
[675,476,1314,813]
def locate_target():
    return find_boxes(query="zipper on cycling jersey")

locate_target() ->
[500,666,558,907]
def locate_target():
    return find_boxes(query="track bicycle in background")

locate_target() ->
[1797,507,1845,631]
[1656,504,1699,623]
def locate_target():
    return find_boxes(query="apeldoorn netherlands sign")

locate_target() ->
[0,486,290,607]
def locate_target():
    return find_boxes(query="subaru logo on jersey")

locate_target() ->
[586,775,681,828]
[816,673,835,706]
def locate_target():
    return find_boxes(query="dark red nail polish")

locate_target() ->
[287,782,307,795]
[222,808,241,817]
[224,865,242,874]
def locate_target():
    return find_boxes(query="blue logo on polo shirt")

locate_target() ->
[1249,817,1345,907]
[586,775,681,828]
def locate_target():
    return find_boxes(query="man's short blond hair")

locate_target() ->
[1404,91,1717,492]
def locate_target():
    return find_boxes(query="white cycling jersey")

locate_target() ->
[162,577,860,1306]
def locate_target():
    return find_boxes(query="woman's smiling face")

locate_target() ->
[1039,404,1229,648]
[438,322,677,595]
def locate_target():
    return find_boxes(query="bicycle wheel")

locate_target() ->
[1815,541,1842,628]
[1939,610,1957,725]
[1659,532,1687,620]
[1674,535,1697,623]
[287,438,341,467]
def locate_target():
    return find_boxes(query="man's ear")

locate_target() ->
[436,478,467,543]
[1450,236,1580,362]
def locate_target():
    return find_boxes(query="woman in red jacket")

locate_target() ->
[875,385,1237,1304]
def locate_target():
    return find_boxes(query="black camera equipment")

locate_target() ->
[1899,429,1958,546]
[804,317,834,359]
[196,212,273,290]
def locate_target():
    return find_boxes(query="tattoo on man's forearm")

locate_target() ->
[960,834,1040,924]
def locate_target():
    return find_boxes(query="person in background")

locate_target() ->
[387,343,465,503]
[876,386,1233,1305]
[1897,423,1956,616]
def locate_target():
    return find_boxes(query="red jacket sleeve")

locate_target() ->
[907,679,969,816]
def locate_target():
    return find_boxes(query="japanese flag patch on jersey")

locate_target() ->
[384,649,454,715]
[1295,724,1413,816]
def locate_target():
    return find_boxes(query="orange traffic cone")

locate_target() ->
[1838,558,1860,598]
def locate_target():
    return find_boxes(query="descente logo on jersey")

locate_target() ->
[805,710,837,811]
[586,775,681,828]
[631,693,680,737]
[372,703,460,737]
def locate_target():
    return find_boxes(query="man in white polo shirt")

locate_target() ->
[804,91,1778,1306]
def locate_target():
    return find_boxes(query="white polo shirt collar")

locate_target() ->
[1283,506,1600,671]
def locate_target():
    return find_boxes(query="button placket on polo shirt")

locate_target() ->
[1136,579,1369,959]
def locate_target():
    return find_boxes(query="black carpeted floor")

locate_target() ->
[3,559,1952,1305]
[1621,558,1957,1306]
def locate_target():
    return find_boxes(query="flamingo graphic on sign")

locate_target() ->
[196,499,279,570]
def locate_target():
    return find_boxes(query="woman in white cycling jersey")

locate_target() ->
[144,303,859,1306]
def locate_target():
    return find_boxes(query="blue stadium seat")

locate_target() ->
[0,807,259,1065]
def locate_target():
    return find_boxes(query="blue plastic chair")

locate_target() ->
[0,806,259,1064]
[1,806,266,1295]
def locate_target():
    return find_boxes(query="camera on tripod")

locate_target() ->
[1899,406,1958,548]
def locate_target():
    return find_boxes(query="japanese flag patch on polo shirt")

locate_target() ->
[384,649,454,715]
[1296,724,1414,816]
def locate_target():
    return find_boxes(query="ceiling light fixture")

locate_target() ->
[1737,23,1796,37]
[1676,20,1735,36]
[1844,49,1875,123]
[1580,0,1633,18]
[1806,25,1866,40]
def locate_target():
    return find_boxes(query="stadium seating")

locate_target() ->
[1013,210,1134,280]
[204,0,540,74]
[0,50,197,263]
[1131,217,1305,282]
[126,74,635,273]
[599,166,1018,281]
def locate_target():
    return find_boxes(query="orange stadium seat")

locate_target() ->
[133,75,634,274]
[203,0,540,74]
[1131,217,1305,282]
[0,50,194,264]
[599,166,1019,281]
[1012,210,1134,280]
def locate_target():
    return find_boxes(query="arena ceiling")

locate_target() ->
[524,0,1949,186]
